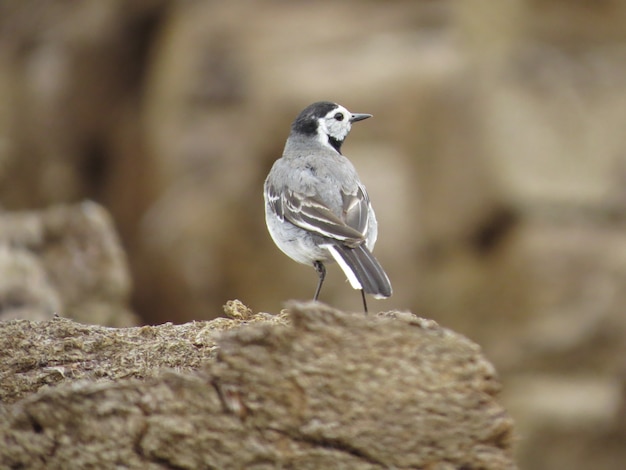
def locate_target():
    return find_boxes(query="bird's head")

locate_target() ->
[291,101,371,153]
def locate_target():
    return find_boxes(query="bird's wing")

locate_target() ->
[267,183,366,246]
[342,183,370,237]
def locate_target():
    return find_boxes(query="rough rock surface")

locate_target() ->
[0,302,516,469]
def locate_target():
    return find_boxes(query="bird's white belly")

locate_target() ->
[265,210,331,266]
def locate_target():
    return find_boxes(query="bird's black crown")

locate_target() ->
[291,101,338,136]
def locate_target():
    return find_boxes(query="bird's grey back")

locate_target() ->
[273,133,362,214]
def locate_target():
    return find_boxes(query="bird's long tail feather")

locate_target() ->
[324,243,392,299]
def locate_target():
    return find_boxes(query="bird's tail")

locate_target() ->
[325,243,392,299]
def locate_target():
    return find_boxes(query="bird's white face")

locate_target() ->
[316,105,352,149]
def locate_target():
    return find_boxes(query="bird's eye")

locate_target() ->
[334,113,344,121]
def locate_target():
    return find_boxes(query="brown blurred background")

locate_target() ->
[1,0,626,468]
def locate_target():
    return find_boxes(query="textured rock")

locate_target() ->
[0,299,286,404]
[0,302,516,469]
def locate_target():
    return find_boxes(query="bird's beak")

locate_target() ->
[350,113,372,123]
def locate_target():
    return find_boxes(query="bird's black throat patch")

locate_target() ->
[328,135,343,153]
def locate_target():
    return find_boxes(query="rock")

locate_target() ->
[0,202,137,326]
[0,302,516,469]
[0,301,288,404]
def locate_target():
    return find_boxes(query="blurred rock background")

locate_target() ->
[1,0,626,468]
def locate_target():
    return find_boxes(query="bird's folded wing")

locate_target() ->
[272,186,365,246]
[342,184,370,237]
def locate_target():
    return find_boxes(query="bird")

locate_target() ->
[264,101,392,313]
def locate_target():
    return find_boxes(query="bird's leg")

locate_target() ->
[313,261,326,301]
[361,289,368,314]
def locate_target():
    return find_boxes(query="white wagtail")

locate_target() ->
[264,101,392,313]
